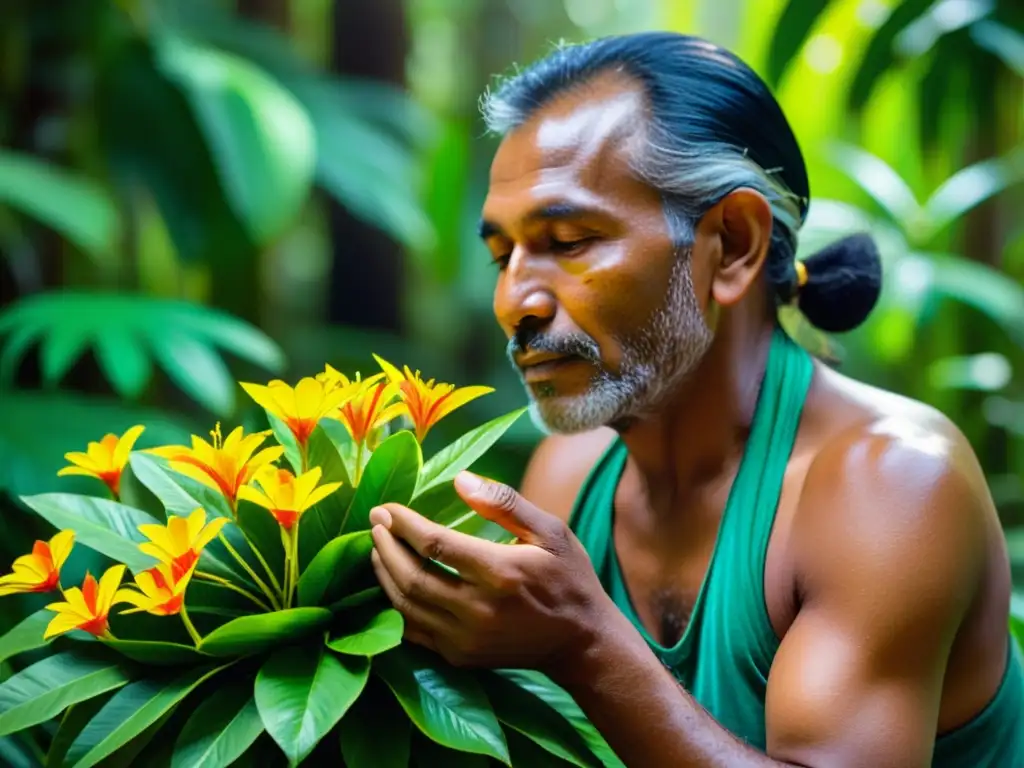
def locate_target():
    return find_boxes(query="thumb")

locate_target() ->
[454,471,563,547]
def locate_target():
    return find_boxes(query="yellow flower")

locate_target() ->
[241,377,354,449]
[115,561,195,616]
[57,425,145,497]
[0,530,75,597]
[320,367,404,446]
[148,423,285,509]
[44,565,126,640]
[238,466,342,530]
[137,508,228,582]
[374,355,493,442]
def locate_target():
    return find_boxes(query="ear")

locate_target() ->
[697,188,773,308]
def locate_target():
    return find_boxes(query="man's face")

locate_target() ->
[479,75,714,434]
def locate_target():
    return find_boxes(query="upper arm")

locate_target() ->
[518,429,616,524]
[765,428,988,768]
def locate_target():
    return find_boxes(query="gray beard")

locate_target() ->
[524,251,713,435]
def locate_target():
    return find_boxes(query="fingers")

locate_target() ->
[370,523,471,611]
[371,547,455,640]
[370,503,499,583]
[453,471,566,549]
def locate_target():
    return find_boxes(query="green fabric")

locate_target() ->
[569,327,1024,764]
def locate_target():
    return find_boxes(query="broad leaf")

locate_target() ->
[0,652,132,737]
[374,646,509,764]
[172,684,264,768]
[496,670,624,768]
[236,500,286,579]
[848,0,934,111]
[338,676,410,768]
[47,693,114,768]
[480,671,603,767]
[826,143,921,228]
[65,665,225,768]
[297,426,356,566]
[255,644,369,766]
[0,734,42,768]
[0,610,52,666]
[413,482,471,527]
[94,327,153,400]
[152,331,237,417]
[412,730,490,767]
[342,431,421,534]
[505,728,580,767]
[18,493,156,573]
[101,640,209,666]
[297,532,373,608]
[416,409,526,497]
[327,607,403,656]
[266,412,302,474]
[924,149,1024,238]
[199,608,331,657]
[764,0,832,86]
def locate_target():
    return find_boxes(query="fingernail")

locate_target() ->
[454,471,484,495]
[369,506,392,528]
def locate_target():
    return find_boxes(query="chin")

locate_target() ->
[527,391,626,435]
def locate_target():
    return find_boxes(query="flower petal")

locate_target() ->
[304,482,343,510]
[237,485,274,510]
[194,516,229,552]
[57,466,101,479]
[44,611,87,639]
[48,530,75,571]
[431,385,494,425]
[241,383,283,419]
[97,565,127,613]
[373,354,405,385]
[112,424,146,469]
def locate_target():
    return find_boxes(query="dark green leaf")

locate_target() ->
[412,729,489,767]
[505,728,579,767]
[0,652,132,737]
[0,734,40,768]
[199,608,331,657]
[236,500,285,581]
[41,324,92,387]
[150,330,236,417]
[255,644,369,766]
[848,0,934,112]
[318,418,358,480]
[327,607,403,656]
[297,426,356,566]
[17,493,155,573]
[972,20,1024,76]
[0,610,52,666]
[297,532,373,607]
[47,693,114,768]
[765,0,832,86]
[333,586,384,612]
[93,327,153,401]
[416,409,526,497]
[374,646,509,764]
[65,665,225,768]
[342,431,421,534]
[412,482,470,527]
[338,676,410,768]
[100,640,209,666]
[172,684,264,768]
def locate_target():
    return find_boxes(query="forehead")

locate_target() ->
[483,74,660,222]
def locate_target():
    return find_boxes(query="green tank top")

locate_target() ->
[569,327,1024,765]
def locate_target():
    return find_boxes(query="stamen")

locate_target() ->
[210,422,223,450]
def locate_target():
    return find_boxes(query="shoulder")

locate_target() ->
[518,428,619,523]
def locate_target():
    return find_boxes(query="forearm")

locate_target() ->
[551,607,790,768]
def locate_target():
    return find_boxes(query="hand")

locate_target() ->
[369,471,613,675]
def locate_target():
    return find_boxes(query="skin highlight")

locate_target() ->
[369,72,1014,767]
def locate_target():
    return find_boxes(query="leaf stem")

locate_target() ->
[240,530,283,595]
[217,533,282,611]
[289,526,300,608]
[354,441,364,486]
[195,570,273,613]
[180,604,202,646]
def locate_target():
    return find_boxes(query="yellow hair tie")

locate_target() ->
[794,260,808,289]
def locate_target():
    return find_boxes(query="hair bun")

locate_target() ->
[797,233,882,333]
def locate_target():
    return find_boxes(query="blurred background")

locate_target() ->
[1,0,1023,662]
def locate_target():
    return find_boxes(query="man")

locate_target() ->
[369,32,1024,767]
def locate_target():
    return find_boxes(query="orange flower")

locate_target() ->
[319,367,404,446]
[115,560,196,616]
[240,377,353,449]
[137,508,228,582]
[148,423,284,509]
[374,355,493,442]
[0,530,75,597]
[57,425,145,497]
[44,565,126,640]
[238,466,342,530]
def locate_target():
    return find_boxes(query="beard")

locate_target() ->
[507,250,713,434]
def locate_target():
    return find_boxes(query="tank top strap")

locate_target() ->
[568,438,628,582]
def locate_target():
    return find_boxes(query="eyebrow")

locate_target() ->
[477,203,603,240]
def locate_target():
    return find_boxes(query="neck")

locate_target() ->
[617,314,775,516]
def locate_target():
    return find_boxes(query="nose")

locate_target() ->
[493,248,557,339]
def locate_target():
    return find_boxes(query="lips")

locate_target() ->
[520,356,584,382]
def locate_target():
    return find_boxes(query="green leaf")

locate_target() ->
[505,728,580,767]
[255,644,369,766]
[100,640,209,666]
[155,36,315,246]
[297,532,373,608]
[297,425,356,566]
[342,431,421,534]
[412,482,470,527]
[17,493,156,573]
[412,730,490,767]
[236,500,285,581]
[826,143,921,228]
[479,672,603,768]
[93,328,153,401]
[318,418,359,480]
[150,330,236,417]
[65,665,225,768]
[416,409,526,498]
[41,324,93,387]
[338,676,410,768]
[928,253,1024,344]
[0,610,52,666]
[764,0,832,86]
[0,150,119,262]
[0,734,42,768]
[47,694,114,768]
[924,149,1024,237]
[171,684,264,768]
[374,646,509,764]
[972,20,1024,77]
[199,608,331,657]
[0,652,132,737]
[327,607,403,656]
[848,0,934,112]
[495,670,624,768]
[267,412,302,475]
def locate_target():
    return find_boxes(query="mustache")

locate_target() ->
[506,331,602,368]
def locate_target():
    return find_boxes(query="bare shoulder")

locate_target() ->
[518,428,618,523]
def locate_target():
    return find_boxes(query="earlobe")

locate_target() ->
[708,188,773,308]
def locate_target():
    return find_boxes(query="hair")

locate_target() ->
[480,32,881,334]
